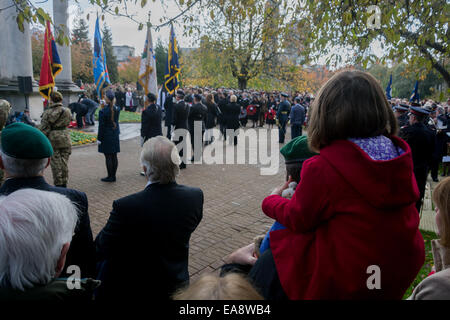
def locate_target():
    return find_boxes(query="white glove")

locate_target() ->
[97,140,101,145]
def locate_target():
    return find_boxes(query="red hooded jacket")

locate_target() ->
[262,136,424,299]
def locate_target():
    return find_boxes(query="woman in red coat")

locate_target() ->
[257,71,425,299]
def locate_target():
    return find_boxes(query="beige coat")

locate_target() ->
[409,240,450,300]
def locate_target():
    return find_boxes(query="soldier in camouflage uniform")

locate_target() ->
[0,99,12,184]
[39,91,72,187]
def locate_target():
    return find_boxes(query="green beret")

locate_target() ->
[280,135,317,164]
[1,123,53,159]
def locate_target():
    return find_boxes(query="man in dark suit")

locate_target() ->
[399,106,435,212]
[188,94,208,161]
[0,123,96,279]
[164,93,174,139]
[172,90,190,169]
[95,136,203,301]
[141,92,162,143]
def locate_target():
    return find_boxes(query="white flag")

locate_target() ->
[138,26,158,97]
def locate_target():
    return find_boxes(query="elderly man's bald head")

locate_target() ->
[140,136,181,184]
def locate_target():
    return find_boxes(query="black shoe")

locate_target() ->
[433,178,439,182]
[101,176,116,182]
[140,171,145,176]
[179,163,186,169]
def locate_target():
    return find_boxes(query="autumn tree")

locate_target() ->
[102,24,119,84]
[31,28,44,79]
[302,0,449,87]
[182,0,304,89]
[118,56,141,83]
[154,38,168,85]
[72,17,90,44]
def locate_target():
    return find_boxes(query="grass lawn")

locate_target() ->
[95,109,141,123]
[403,229,437,299]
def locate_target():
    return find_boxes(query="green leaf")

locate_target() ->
[16,14,24,32]
[138,23,144,30]
[179,0,184,5]
[141,0,147,7]
[115,7,119,14]
[86,13,90,21]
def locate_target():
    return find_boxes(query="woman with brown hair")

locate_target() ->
[255,70,424,299]
[409,177,450,299]
[97,90,120,182]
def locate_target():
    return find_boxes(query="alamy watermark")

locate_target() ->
[171,121,280,175]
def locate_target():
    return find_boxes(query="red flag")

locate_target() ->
[39,21,62,100]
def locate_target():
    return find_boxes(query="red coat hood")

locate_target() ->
[319,136,419,210]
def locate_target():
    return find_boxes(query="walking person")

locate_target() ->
[98,90,121,182]
[224,95,241,146]
[204,93,220,145]
[39,91,72,187]
[277,93,291,143]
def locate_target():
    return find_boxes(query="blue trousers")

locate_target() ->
[291,123,302,140]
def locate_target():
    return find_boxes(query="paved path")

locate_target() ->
[46,125,441,280]
[46,127,285,280]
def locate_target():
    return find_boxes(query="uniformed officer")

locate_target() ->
[39,91,72,187]
[277,93,291,143]
[172,90,189,169]
[393,103,410,128]
[399,106,435,212]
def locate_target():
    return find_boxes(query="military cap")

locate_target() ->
[280,135,318,165]
[394,104,409,112]
[409,106,430,117]
[281,92,289,97]
[176,90,185,97]
[410,102,421,107]
[1,122,53,159]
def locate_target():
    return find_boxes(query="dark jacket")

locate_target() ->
[223,102,241,130]
[399,122,435,170]
[172,100,189,130]
[164,94,174,127]
[277,100,291,122]
[0,176,96,278]
[80,98,99,111]
[95,182,204,301]
[141,103,162,141]
[69,102,88,116]
[188,102,208,134]
[289,104,306,125]
[205,102,219,129]
[98,105,120,154]
[0,278,100,301]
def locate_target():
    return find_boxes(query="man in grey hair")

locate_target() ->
[95,136,204,301]
[0,189,99,301]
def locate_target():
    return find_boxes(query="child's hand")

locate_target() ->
[224,243,257,266]
[270,176,294,196]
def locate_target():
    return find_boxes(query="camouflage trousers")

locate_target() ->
[51,147,71,187]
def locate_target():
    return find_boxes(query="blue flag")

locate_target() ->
[164,25,180,94]
[410,81,419,103]
[93,17,111,98]
[385,74,392,100]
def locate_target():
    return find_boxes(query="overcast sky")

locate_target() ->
[34,0,384,69]
[37,0,196,54]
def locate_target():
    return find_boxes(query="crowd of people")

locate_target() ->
[0,70,449,301]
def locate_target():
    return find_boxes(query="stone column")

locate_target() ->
[0,0,42,119]
[52,0,82,105]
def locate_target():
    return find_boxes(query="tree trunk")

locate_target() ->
[238,77,247,90]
